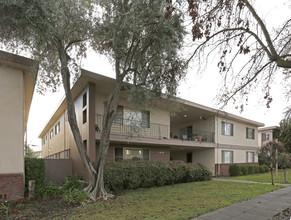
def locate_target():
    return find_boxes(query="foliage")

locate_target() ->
[0,202,9,217]
[25,158,45,192]
[278,153,291,169]
[180,0,291,110]
[240,166,248,175]
[279,119,291,153]
[63,188,89,205]
[247,165,256,175]
[104,161,211,192]
[25,145,38,158]
[229,164,241,176]
[65,181,281,220]
[62,174,84,191]
[36,182,62,198]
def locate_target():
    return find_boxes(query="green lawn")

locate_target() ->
[63,180,282,220]
[224,169,291,184]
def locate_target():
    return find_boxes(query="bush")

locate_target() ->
[240,166,248,175]
[254,165,260,173]
[36,182,62,198]
[263,165,269,172]
[62,174,84,191]
[229,164,240,176]
[25,158,45,192]
[104,161,211,192]
[258,166,265,173]
[247,165,256,174]
[63,188,89,204]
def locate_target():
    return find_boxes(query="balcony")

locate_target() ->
[171,130,215,143]
[95,114,169,139]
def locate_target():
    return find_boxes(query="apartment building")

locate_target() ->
[258,126,280,148]
[0,50,37,201]
[39,69,264,178]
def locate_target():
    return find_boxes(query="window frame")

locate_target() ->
[246,151,255,163]
[222,150,233,164]
[221,122,234,136]
[246,127,255,139]
[114,147,150,162]
[55,121,60,135]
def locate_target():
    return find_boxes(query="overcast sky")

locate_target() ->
[27,0,291,148]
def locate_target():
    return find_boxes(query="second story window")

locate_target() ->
[50,129,54,139]
[221,122,233,136]
[246,127,255,139]
[55,121,60,135]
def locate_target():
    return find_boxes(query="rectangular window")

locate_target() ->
[83,92,87,107]
[123,108,150,128]
[114,147,150,161]
[55,121,60,135]
[246,127,255,139]
[246,151,255,163]
[262,132,271,142]
[113,105,123,125]
[56,153,60,159]
[221,122,233,136]
[64,149,70,159]
[222,150,233,163]
[50,129,54,139]
[83,109,87,124]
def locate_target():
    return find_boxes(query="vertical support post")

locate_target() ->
[28,180,35,200]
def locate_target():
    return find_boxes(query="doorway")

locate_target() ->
[186,152,192,163]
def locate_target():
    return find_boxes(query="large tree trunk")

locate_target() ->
[57,40,97,191]
[89,61,124,200]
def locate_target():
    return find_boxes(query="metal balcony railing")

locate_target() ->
[171,130,215,143]
[95,114,169,139]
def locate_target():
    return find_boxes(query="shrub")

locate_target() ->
[247,165,256,174]
[36,182,62,198]
[62,174,84,191]
[240,166,248,175]
[229,164,240,176]
[104,161,211,192]
[254,165,260,173]
[63,188,89,204]
[25,158,45,192]
[258,166,265,173]
[263,165,269,172]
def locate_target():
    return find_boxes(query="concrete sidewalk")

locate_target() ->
[192,179,291,220]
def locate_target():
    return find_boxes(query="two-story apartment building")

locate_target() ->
[0,51,37,201]
[39,70,264,178]
[258,126,280,148]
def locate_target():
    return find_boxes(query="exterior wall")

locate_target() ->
[107,145,170,162]
[216,162,258,176]
[0,174,24,201]
[0,67,24,175]
[215,116,258,147]
[44,159,72,185]
[215,147,258,164]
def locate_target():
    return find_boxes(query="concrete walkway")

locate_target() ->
[191,179,291,220]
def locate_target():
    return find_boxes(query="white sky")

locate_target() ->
[27,0,291,146]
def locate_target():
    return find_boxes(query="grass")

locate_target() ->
[63,180,282,220]
[224,169,291,184]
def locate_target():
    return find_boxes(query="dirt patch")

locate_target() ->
[0,196,79,220]
[272,207,291,220]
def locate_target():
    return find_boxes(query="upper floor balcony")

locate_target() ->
[95,114,215,144]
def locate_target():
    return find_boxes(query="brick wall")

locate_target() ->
[215,162,259,176]
[0,173,24,201]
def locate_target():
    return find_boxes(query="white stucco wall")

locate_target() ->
[0,67,24,174]
[215,148,258,164]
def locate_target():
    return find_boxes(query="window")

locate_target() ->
[222,150,233,163]
[83,109,87,124]
[55,153,60,159]
[114,105,123,125]
[83,92,87,107]
[246,127,255,139]
[246,151,255,163]
[50,129,54,139]
[43,138,45,145]
[114,147,149,161]
[64,149,70,159]
[55,121,60,135]
[262,132,271,142]
[221,122,233,136]
[116,106,150,128]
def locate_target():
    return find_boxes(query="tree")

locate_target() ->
[278,152,291,183]
[279,118,291,153]
[0,0,187,200]
[89,0,186,200]
[184,0,291,111]
[257,141,285,185]
[0,0,98,199]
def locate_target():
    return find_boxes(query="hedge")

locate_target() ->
[228,164,269,177]
[104,161,212,192]
[25,157,45,192]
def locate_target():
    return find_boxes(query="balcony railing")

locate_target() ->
[95,114,169,139]
[171,130,215,143]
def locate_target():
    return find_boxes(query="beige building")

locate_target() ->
[258,126,280,148]
[39,70,263,178]
[0,51,37,201]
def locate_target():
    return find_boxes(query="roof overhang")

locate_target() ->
[0,50,38,132]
